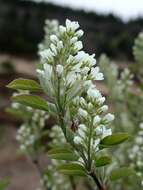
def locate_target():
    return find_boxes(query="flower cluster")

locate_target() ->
[39,19,59,52]
[129,123,143,184]
[9,19,133,190]
[37,19,103,97]
[16,109,48,153]
[37,19,115,174]
[11,97,49,154]
[72,86,114,164]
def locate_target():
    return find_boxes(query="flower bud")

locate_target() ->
[100,105,108,112]
[98,97,105,104]
[56,64,64,77]
[66,19,79,32]
[50,43,57,55]
[74,136,82,144]
[78,129,86,138]
[76,29,84,38]
[70,37,78,44]
[78,124,87,131]
[80,97,86,107]
[87,88,101,99]
[93,115,101,125]
[74,41,83,51]
[50,35,59,44]
[104,113,115,122]
[57,41,63,51]
[78,108,88,118]
[59,25,66,35]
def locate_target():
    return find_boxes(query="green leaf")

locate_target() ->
[95,156,112,167]
[5,107,31,119]
[110,167,135,181]
[7,78,42,92]
[12,95,48,111]
[100,133,130,146]
[0,178,10,190]
[58,163,87,176]
[48,147,79,161]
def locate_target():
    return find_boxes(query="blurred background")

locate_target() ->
[0,0,143,189]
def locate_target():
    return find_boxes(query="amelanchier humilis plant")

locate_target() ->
[7,19,131,190]
[99,52,143,190]
[133,31,143,84]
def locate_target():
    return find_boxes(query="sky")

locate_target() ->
[34,0,143,21]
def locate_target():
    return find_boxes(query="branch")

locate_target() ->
[33,158,49,190]
[89,171,107,190]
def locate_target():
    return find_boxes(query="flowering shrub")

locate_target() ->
[99,47,143,189]
[7,19,131,190]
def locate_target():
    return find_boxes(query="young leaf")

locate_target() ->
[95,156,112,167]
[7,78,42,92]
[48,147,79,161]
[12,95,48,111]
[110,167,135,181]
[58,163,87,176]
[5,107,31,119]
[100,133,130,146]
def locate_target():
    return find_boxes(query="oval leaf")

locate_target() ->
[110,167,135,181]
[100,133,130,146]
[95,156,112,167]
[58,163,87,176]
[12,95,48,111]
[7,78,42,92]
[48,147,79,161]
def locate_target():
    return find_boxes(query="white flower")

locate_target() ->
[95,125,112,138]
[139,123,143,129]
[76,51,87,62]
[95,126,103,135]
[76,51,96,66]
[74,136,82,144]
[91,67,104,80]
[70,37,78,44]
[78,129,86,138]
[56,64,64,77]
[50,35,59,44]
[97,97,106,104]
[79,124,87,131]
[104,113,115,122]
[74,41,83,51]
[66,19,79,32]
[81,66,90,75]
[102,127,112,138]
[57,41,63,51]
[83,80,95,89]
[100,105,108,112]
[76,29,84,37]
[44,63,53,79]
[78,108,88,118]
[50,43,57,55]
[39,49,54,62]
[66,72,77,86]
[87,88,101,99]
[93,138,100,150]
[93,115,101,125]
[36,69,44,77]
[87,102,93,110]
[59,25,66,35]
[80,97,86,107]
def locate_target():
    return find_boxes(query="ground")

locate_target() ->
[0,126,40,190]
